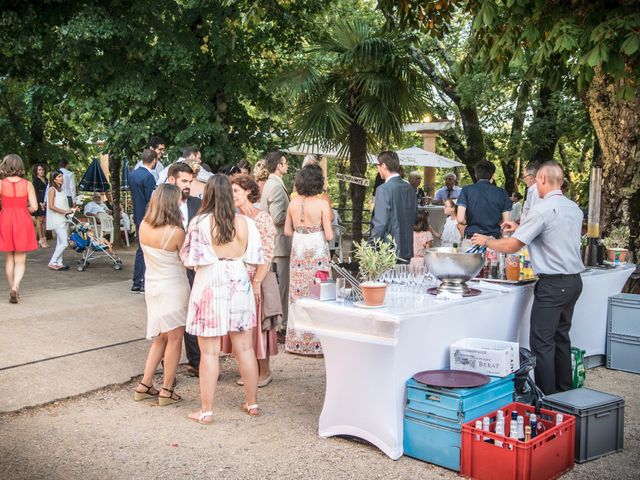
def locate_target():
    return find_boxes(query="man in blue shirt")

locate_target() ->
[129,148,158,293]
[456,160,512,238]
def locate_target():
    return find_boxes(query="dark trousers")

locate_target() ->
[132,223,145,288]
[183,269,200,367]
[530,274,583,395]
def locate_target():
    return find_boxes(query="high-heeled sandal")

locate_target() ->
[133,382,159,401]
[158,387,182,406]
[241,403,262,417]
[187,410,214,425]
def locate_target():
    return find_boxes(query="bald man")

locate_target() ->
[471,161,584,395]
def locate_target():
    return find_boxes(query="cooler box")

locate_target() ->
[541,388,624,463]
[607,293,640,374]
[403,374,514,471]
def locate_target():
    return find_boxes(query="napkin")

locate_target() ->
[436,290,463,300]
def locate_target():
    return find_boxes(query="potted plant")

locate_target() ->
[602,226,630,263]
[353,238,397,306]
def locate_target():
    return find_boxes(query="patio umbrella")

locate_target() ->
[284,143,377,163]
[78,157,111,192]
[121,158,130,191]
[368,146,464,168]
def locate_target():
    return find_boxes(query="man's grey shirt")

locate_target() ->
[513,189,584,275]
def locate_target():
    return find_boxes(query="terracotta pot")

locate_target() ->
[607,248,628,263]
[361,282,387,306]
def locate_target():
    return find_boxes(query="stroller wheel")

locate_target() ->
[114,263,122,270]
[77,266,86,272]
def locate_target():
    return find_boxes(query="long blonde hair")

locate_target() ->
[143,184,183,229]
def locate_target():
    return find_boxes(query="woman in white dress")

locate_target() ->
[133,184,190,406]
[46,170,75,271]
[181,174,264,425]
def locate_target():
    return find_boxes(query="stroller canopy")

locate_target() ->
[78,158,110,192]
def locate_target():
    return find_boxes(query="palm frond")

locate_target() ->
[294,101,352,147]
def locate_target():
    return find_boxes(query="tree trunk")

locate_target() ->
[584,69,640,255]
[349,122,368,242]
[337,158,348,213]
[526,84,559,163]
[501,81,530,194]
[109,154,123,249]
[459,106,485,183]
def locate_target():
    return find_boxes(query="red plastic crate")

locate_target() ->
[461,402,575,480]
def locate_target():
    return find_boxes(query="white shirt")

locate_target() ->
[157,159,214,185]
[513,190,584,275]
[385,173,400,183]
[510,202,522,222]
[179,200,188,230]
[135,159,164,182]
[433,185,462,202]
[84,201,109,216]
[521,184,540,222]
[441,216,462,245]
[59,167,76,198]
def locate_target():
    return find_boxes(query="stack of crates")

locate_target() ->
[403,374,514,471]
[606,293,640,374]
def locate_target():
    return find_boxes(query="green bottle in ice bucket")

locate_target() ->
[571,347,586,388]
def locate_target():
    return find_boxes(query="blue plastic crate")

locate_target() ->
[403,374,514,471]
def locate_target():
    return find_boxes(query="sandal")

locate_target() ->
[188,410,214,425]
[133,382,159,401]
[9,289,18,304]
[241,403,262,417]
[158,387,182,406]
[48,264,62,271]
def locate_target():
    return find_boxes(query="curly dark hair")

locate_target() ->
[31,162,48,180]
[232,174,260,204]
[200,174,237,245]
[294,164,324,197]
[413,209,430,232]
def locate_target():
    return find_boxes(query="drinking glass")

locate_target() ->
[336,278,352,304]
[336,278,346,304]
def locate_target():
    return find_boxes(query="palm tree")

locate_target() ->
[278,20,430,241]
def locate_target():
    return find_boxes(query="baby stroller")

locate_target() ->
[67,214,123,272]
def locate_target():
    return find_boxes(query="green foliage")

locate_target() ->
[603,226,630,250]
[276,18,430,152]
[354,237,397,282]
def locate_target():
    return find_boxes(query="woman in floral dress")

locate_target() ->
[181,175,264,424]
[284,164,334,355]
[222,174,278,387]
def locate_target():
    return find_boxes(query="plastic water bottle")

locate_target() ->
[495,420,504,447]
[474,420,483,441]
[517,415,525,441]
[483,416,492,443]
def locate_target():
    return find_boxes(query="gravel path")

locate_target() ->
[1,351,638,479]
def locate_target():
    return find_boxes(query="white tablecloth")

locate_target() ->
[291,264,634,459]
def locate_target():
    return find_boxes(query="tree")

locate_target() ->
[379,0,640,252]
[277,19,430,241]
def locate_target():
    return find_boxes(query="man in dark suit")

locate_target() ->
[370,150,417,262]
[129,148,157,293]
[166,161,202,375]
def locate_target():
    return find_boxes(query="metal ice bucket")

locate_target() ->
[424,247,485,294]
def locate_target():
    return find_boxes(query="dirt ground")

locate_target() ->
[0,246,638,479]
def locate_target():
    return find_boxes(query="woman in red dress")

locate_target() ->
[0,154,39,303]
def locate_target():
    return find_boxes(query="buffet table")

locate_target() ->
[291,264,635,459]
